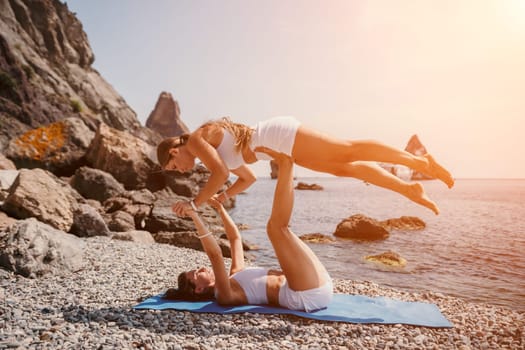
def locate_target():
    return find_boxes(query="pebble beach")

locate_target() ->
[1,237,523,350]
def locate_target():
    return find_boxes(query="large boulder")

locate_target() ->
[0,218,85,278]
[102,189,155,230]
[85,123,157,190]
[70,203,111,237]
[112,230,155,244]
[0,153,15,170]
[2,168,79,232]
[145,189,223,234]
[145,91,189,138]
[70,166,126,203]
[145,195,198,233]
[106,210,136,232]
[334,214,389,241]
[5,117,95,176]
[162,170,200,197]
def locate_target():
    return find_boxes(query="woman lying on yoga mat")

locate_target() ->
[157,116,454,215]
[164,148,332,312]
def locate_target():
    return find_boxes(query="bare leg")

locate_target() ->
[292,126,454,188]
[295,160,440,215]
[423,154,454,188]
[261,147,328,291]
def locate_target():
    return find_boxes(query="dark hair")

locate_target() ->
[163,271,215,301]
[156,134,190,168]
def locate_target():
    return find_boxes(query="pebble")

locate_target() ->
[1,236,524,349]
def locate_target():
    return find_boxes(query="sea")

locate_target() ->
[229,177,525,312]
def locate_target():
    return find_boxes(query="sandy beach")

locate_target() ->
[1,236,523,350]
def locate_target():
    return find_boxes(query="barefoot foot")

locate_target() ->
[406,182,440,215]
[423,154,454,188]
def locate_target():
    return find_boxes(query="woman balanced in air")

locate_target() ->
[157,116,454,215]
[166,149,332,312]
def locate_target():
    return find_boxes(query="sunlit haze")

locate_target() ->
[66,0,525,178]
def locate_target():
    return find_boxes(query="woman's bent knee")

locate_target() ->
[266,221,290,238]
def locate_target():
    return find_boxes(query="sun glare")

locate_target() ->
[502,0,525,33]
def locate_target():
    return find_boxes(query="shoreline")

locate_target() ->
[1,237,523,349]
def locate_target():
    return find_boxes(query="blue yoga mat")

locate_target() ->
[134,293,452,328]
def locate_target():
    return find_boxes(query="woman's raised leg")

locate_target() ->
[292,126,454,188]
[259,147,328,292]
[294,160,440,214]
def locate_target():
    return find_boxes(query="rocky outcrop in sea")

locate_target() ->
[333,214,426,241]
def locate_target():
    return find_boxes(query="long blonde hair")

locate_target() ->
[203,117,253,153]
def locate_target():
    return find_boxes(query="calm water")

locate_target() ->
[229,177,525,312]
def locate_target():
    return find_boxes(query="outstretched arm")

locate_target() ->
[186,129,230,207]
[208,197,245,274]
[172,131,230,217]
[186,209,233,302]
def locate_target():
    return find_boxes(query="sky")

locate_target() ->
[65,0,525,178]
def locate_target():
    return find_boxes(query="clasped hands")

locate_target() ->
[171,195,225,218]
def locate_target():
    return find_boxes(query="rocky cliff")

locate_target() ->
[0,0,244,278]
[0,0,160,150]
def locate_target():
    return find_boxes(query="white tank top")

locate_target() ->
[231,267,269,305]
[215,116,301,169]
[215,129,245,170]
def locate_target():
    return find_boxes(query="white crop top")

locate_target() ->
[231,267,269,305]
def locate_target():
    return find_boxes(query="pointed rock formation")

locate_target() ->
[404,135,433,180]
[145,92,189,138]
[405,134,427,156]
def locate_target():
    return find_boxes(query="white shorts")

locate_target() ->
[250,116,301,161]
[278,275,333,312]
